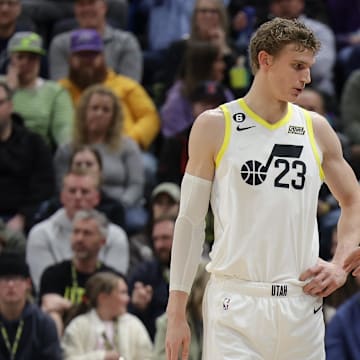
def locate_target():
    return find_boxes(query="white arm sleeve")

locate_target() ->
[169,173,212,294]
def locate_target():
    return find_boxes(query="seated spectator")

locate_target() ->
[0,81,55,234]
[340,69,360,178]
[155,0,240,100]
[5,31,73,149]
[0,219,26,255]
[326,0,360,86]
[159,79,228,183]
[0,251,61,359]
[128,182,181,270]
[62,272,153,359]
[48,0,142,82]
[153,262,210,359]
[128,215,176,340]
[268,0,336,96]
[39,209,121,335]
[59,29,160,151]
[54,85,147,233]
[325,281,360,360]
[26,170,129,292]
[0,0,35,74]
[161,41,233,138]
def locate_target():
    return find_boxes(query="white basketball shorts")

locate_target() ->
[202,275,325,360]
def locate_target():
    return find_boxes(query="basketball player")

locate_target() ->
[166,17,360,360]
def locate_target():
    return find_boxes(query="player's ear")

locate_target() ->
[258,50,273,69]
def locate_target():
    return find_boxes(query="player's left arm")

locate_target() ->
[301,112,360,297]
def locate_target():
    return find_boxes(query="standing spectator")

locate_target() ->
[0,80,55,233]
[59,29,160,151]
[6,31,73,149]
[268,0,336,96]
[62,272,153,360]
[0,0,35,74]
[26,170,129,292]
[54,85,146,233]
[0,251,62,359]
[128,215,176,340]
[39,209,121,335]
[49,0,142,82]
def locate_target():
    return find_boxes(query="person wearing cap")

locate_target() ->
[0,251,62,359]
[49,0,142,82]
[5,31,73,148]
[0,80,55,234]
[151,182,180,220]
[0,0,35,75]
[59,28,160,151]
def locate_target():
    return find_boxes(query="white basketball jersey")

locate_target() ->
[207,99,324,284]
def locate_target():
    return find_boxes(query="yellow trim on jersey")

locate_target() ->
[304,110,325,181]
[238,98,292,130]
[216,104,231,167]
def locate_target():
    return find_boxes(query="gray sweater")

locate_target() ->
[26,208,129,292]
[54,137,145,207]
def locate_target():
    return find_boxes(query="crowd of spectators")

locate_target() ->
[0,0,360,358]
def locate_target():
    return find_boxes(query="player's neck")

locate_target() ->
[243,82,288,124]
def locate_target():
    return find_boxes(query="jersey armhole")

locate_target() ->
[215,104,231,168]
[303,109,325,181]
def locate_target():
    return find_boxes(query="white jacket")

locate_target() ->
[62,310,153,360]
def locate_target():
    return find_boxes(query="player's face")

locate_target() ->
[266,43,315,102]
[75,0,107,29]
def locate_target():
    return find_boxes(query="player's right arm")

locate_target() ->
[165,109,225,360]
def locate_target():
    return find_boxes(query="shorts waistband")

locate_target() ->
[210,274,305,297]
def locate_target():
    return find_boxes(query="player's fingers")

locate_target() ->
[299,265,322,281]
[344,248,360,272]
[181,338,190,360]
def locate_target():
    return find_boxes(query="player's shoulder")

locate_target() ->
[192,107,225,132]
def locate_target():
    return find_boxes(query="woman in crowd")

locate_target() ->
[54,85,147,233]
[160,40,233,138]
[62,272,152,360]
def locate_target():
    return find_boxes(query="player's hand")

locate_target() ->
[300,258,347,297]
[166,314,190,360]
[131,281,153,311]
[41,293,72,313]
[344,247,360,276]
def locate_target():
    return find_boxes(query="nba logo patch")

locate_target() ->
[223,297,231,310]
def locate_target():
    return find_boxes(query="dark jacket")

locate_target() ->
[0,113,55,230]
[128,259,169,340]
[0,302,61,360]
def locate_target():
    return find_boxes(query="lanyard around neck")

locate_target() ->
[0,319,24,360]
[71,261,101,290]
[101,319,119,352]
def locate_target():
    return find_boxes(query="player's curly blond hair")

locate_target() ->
[249,17,321,75]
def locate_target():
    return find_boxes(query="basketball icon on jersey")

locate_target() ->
[241,144,306,188]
